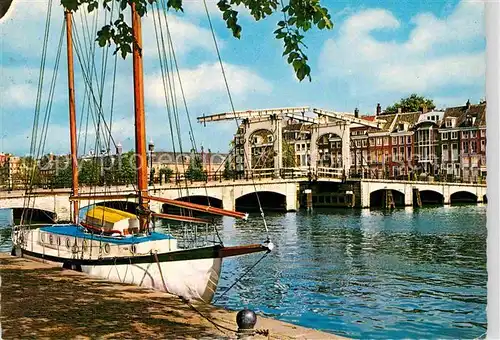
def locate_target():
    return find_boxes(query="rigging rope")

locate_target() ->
[202,0,270,239]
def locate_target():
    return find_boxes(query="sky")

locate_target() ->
[0,0,485,156]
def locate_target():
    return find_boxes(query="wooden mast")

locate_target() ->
[131,3,149,232]
[65,10,79,224]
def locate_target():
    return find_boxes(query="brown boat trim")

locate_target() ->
[151,212,212,224]
[145,195,248,220]
[16,243,269,266]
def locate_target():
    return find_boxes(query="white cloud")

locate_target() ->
[319,1,485,94]
[144,62,272,106]
[141,10,222,57]
[0,66,58,110]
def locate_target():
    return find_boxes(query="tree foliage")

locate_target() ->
[60,0,332,81]
[185,153,207,181]
[384,94,436,114]
[282,139,295,168]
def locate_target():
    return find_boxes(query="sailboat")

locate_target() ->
[10,2,272,303]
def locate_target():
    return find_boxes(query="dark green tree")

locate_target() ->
[52,162,73,188]
[185,153,206,181]
[114,151,137,185]
[222,159,235,180]
[61,0,332,81]
[158,167,173,184]
[79,159,100,186]
[0,162,8,187]
[384,94,436,114]
[282,139,296,168]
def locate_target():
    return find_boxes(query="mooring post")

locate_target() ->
[304,189,313,212]
[236,309,257,339]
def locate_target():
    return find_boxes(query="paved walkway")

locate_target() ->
[0,254,344,339]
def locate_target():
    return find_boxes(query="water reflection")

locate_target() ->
[0,205,487,339]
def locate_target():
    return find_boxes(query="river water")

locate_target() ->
[0,205,487,339]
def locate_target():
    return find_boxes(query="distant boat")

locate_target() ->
[11,2,272,303]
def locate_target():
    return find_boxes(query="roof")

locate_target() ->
[374,114,397,131]
[394,112,421,131]
[361,115,377,122]
[440,103,486,128]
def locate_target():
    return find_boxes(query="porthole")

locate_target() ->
[82,239,88,252]
[49,234,53,245]
[130,244,136,254]
[57,237,61,246]
[104,243,110,254]
[66,238,71,249]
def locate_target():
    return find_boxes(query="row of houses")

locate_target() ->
[242,100,486,183]
[345,100,486,181]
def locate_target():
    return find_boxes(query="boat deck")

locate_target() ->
[0,253,344,339]
[40,225,174,244]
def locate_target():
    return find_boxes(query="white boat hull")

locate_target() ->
[12,226,223,303]
[82,258,222,302]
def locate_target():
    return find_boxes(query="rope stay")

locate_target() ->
[202,0,270,240]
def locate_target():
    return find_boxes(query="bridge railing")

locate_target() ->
[316,167,344,180]
[0,166,487,191]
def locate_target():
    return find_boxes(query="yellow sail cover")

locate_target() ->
[85,206,139,234]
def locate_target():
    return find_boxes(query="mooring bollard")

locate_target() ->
[236,309,257,339]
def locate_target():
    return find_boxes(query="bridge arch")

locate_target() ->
[449,186,481,198]
[162,195,223,215]
[235,191,286,212]
[249,128,275,169]
[93,201,140,214]
[450,191,478,204]
[419,190,444,205]
[3,207,57,224]
[369,189,405,208]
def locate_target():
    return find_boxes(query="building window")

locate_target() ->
[451,132,458,140]
[442,144,448,162]
[481,130,486,138]
[407,146,412,160]
[383,137,389,146]
[442,132,448,140]
[369,138,375,145]
[392,147,397,161]
[392,137,398,145]
[452,143,458,161]
[399,136,404,145]
[481,140,486,152]
[471,131,477,138]
[407,136,411,144]
[446,119,452,127]
[377,138,382,146]
[355,140,361,148]
[471,141,477,153]
[399,147,404,160]
[462,131,469,139]
[462,141,469,154]
[362,139,367,147]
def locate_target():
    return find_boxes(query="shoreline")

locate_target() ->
[0,253,345,339]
